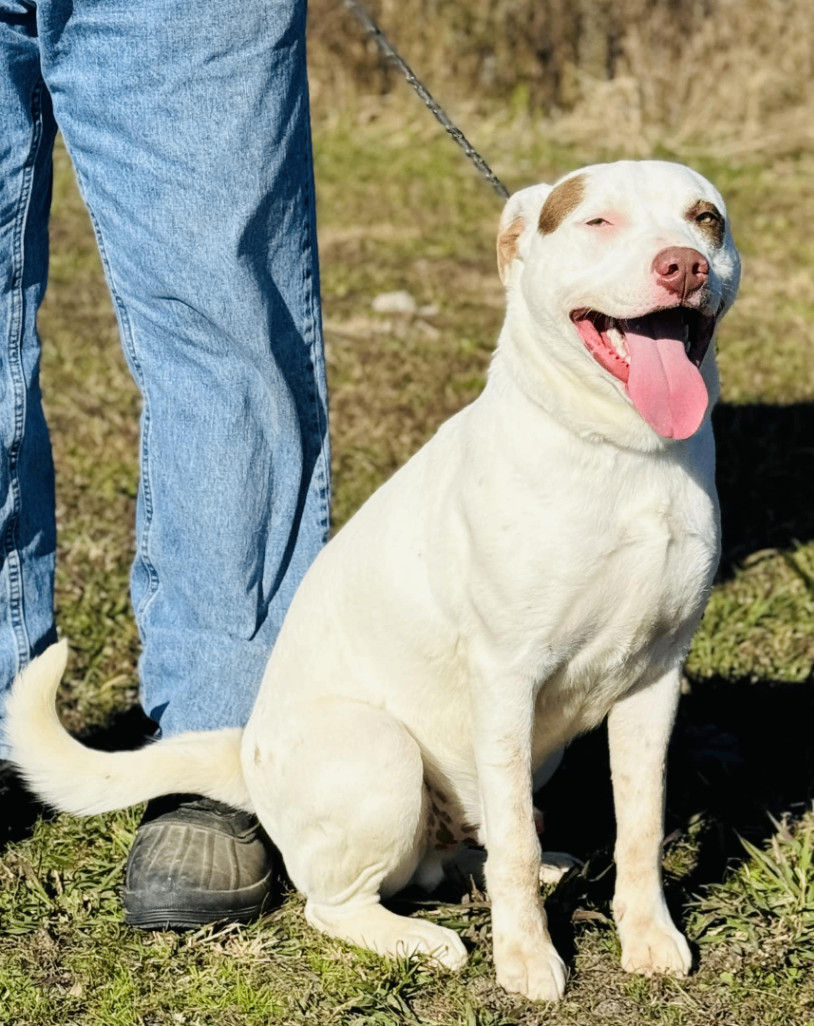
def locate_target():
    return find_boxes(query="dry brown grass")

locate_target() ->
[308,0,814,152]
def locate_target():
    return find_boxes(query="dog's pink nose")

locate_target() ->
[652,247,709,297]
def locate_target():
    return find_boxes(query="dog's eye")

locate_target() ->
[585,218,611,227]
[695,211,722,225]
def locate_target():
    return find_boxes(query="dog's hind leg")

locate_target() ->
[305,886,467,969]
[244,699,467,970]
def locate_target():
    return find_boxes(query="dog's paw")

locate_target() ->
[395,920,469,970]
[619,922,692,977]
[538,851,582,885]
[495,941,568,1002]
[402,923,466,968]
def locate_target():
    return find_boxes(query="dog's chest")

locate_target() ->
[461,434,717,680]
[569,500,713,641]
[524,484,718,733]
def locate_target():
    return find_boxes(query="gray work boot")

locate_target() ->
[123,794,275,929]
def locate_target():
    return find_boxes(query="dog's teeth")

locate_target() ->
[606,325,628,360]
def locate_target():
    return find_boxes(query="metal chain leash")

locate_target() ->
[341,0,510,201]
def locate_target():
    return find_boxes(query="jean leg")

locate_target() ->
[36,0,330,735]
[0,2,58,757]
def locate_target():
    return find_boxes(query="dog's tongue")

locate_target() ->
[625,310,708,439]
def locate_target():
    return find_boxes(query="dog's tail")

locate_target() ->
[5,641,253,815]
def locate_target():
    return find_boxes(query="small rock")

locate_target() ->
[371,290,417,315]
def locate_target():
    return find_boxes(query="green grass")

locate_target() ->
[691,812,814,963]
[1,103,814,1025]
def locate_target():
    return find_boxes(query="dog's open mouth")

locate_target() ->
[571,306,716,440]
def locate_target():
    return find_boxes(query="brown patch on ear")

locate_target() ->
[538,174,586,235]
[496,216,525,284]
[686,200,725,247]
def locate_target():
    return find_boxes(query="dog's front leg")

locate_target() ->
[608,666,692,977]
[474,679,567,1002]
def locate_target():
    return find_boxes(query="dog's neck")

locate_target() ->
[489,300,716,459]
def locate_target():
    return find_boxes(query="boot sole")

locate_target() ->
[123,901,266,930]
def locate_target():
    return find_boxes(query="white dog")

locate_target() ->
[7,160,740,1003]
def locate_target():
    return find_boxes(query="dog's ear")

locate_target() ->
[496,184,553,286]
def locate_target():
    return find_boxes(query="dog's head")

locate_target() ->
[496,161,741,448]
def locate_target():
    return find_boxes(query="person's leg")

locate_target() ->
[0,1,59,768]
[32,0,329,922]
[36,0,330,735]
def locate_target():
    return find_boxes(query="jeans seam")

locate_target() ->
[68,171,160,618]
[298,71,331,543]
[2,78,47,674]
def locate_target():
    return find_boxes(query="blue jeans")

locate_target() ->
[0,0,330,755]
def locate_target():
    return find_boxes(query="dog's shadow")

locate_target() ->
[715,401,814,574]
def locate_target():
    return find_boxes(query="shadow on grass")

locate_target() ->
[0,772,52,853]
[716,401,814,574]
